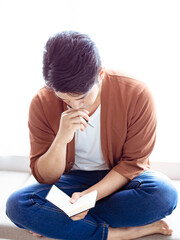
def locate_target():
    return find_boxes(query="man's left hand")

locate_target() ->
[69,192,89,221]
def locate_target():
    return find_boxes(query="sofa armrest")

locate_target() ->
[0,156,31,173]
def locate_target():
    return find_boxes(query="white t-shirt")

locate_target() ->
[71,105,109,171]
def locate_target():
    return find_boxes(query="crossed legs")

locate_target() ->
[6,170,178,239]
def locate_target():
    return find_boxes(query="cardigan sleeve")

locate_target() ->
[28,94,57,183]
[112,86,157,180]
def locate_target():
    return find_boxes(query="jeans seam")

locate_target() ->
[102,224,104,240]
[82,219,108,240]
[82,218,105,227]
[29,188,64,214]
[31,200,66,214]
[102,223,108,240]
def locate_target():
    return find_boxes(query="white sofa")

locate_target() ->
[0,156,179,240]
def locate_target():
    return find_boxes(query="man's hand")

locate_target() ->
[57,108,90,145]
[69,192,89,221]
[70,210,89,221]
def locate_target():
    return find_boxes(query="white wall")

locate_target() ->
[0,0,180,162]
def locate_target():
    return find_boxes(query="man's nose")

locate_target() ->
[71,101,83,109]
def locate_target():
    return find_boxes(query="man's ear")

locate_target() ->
[99,67,105,81]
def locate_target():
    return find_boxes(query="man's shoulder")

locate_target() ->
[31,86,57,104]
[36,86,55,99]
[30,86,62,114]
[104,69,146,93]
[104,68,133,78]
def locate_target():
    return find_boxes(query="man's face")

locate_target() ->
[55,82,101,110]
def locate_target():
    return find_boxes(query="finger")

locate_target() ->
[28,231,43,237]
[80,123,85,131]
[66,106,89,114]
[72,116,87,125]
[71,214,84,221]
[71,119,87,131]
[33,233,42,237]
[71,123,86,133]
[70,193,81,203]
[78,108,90,114]
[69,197,77,204]
[66,110,90,122]
[71,211,88,221]
[71,216,81,221]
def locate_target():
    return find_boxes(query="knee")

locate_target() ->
[160,179,178,213]
[6,189,28,223]
[146,174,178,215]
[138,171,178,216]
[6,190,20,220]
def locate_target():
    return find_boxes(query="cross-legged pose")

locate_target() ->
[6,31,178,240]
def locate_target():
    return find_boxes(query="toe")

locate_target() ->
[160,227,173,235]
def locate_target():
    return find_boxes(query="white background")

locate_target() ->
[0,0,180,162]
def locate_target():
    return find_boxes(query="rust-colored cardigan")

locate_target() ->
[28,69,156,184]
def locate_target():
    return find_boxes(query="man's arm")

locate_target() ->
[36,137,67,184]
[35,108,90,183]
[84,169,129,201]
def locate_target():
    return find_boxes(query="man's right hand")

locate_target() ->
[57,108,90,145]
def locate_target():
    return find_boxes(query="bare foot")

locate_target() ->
[28,230,43,237]
[108,220,173,240]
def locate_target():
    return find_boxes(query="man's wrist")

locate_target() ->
[54,134,68,146]
[82,188,100,201]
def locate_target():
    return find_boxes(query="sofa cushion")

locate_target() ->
[0,171,30,212]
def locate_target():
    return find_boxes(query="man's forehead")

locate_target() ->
[55,91,89,100]
[55,83,98,100]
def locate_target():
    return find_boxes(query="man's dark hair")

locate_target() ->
[43,31,102,94]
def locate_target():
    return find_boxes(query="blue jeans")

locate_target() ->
[6,170,178,240]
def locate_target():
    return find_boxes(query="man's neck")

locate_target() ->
[87,82,102,116]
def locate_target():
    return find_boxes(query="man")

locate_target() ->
[6,31,178,240]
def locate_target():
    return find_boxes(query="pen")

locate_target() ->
[67,105,95,128]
